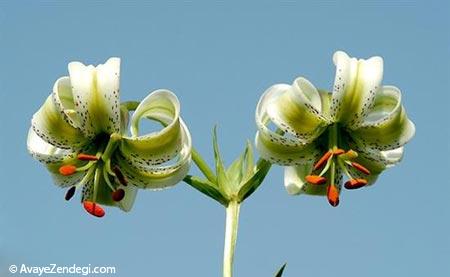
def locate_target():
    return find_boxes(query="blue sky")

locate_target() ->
[0,1,449,276]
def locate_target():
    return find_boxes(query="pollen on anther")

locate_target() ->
[305,175,327,185]
[59,165,77,176]
[327,185,340,207]
[314,151,332,170]
[83,201,105,218]
[77,153,99,161]
[333,148,345,155]
[351,162,371,175]
[344,178,368,190]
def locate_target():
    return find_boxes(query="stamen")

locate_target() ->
[314,150,333,170]
[112,189,125,202]
[113,166,128,186]
[65,186,76,201]
[333,148,345,155]
[77,153,99,161]
[305,175,327,185]
[351,162,371,175]
[327,185,340,207]
[59,165,77,176]
[344,179,368,190]
[83,201,105,218]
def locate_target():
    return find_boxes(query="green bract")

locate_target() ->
[184,127,271,206]
[255,51,415,206]
[27,58,192,217]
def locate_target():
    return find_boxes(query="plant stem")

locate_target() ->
[223,200,240,277]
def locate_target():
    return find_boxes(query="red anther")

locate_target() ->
[59,165,77,176]
[351,162,371,175]
[314,151,333,170]
[112,189,125,202]
[113,166,128,186]
[333,148,345,155]
[305,175,327,185]
[77,153,99,161]
[344,179,368,190]
[83,201,105,218]
[327,185,340,207]
[65,186,76,201]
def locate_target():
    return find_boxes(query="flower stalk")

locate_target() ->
[223,200,240,277]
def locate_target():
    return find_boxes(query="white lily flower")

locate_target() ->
[255,51,415,206]
[27,58,192,217]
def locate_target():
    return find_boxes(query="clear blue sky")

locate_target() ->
[1,1,449,276]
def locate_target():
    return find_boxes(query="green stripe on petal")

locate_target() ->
[120,90,190,169]
[115,153,191,189]
[284,165,327,196]
[266,77,330,144]
[331,51,383,127]
[68,58,121,137]
[350,86,415,151]
[255,84,320,165]
[31,94,88,150]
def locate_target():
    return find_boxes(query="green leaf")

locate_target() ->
[213,126,230,193]
[183,175,228,206]
[241,140,255,183]
[275,263,287,277]
[237,159,271,202]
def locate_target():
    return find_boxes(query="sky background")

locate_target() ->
[0,1,449,276]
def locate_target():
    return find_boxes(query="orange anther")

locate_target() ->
[327,185,340,207]
[351,162,371,175]
[305,175,327,185]
[344,178,368,190]
[59,165,77,176]
[77,153,99,161]
[333,148,345,155]
[314,150,332,170]
[83,201,105,218]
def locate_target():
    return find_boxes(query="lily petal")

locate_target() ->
[255,84,320,166]
[284,164,327,195]
[31,93,88,150]
[68,57,121,137]
[52,76,82,129]
[118,90,191,189]
[265,77,330,144]
[331,51,383,127]
[350,86,415,151]
[27,129,86,187]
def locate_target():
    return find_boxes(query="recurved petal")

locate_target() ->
[52,76,82,129]
[27,128,86,187]
[331,51,383,127]
[115,152,191,189]
[350,86,415,151]
[31,93,88,150]
[284,164,327,196]
[68,57,121,137]
[120,90,191,171]
[265,77,330,144]
[255,84,321,166]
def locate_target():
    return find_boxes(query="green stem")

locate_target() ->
[223,200,240,277]
[329,123,338,149]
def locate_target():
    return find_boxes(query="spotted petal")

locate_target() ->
[68,57,121,137]
[265,77,330,144]
[349,86,415,151]
[331,51,383,128]
[27,129,86,188]
[118,89,192,189]
[255,84,321,166]
[31,92,88,150]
